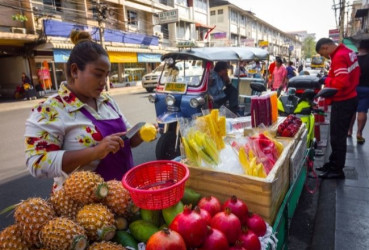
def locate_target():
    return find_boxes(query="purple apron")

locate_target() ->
[80,102,133,181]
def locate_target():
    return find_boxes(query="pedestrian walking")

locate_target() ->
[269,57,287,93]
[348,39,369,144]
[286,61,297,79]
[315,38,360,179]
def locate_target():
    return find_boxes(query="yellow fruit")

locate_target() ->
[239,147,250,175]
[50,188,83,221]
[182,137,199,166]
[139,123,157,142]
[103,180,131,216]
[64,171,109,204]
[0,224,29,250]
[218,116,226,136]
[88,241,125,250]
[76,203,115,241]
[40,217,87,250]
[14,197,55,247]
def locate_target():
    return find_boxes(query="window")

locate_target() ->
[230,10,237,23]
[176,0,188,6]
[240,15,246,26]
[43,0,62,12]
[127,10,138,26]
[218,9,223,15]
[210,10,216,16]
[195,0,207,11]
[161,24,169,39]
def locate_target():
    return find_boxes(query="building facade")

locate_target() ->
[0,0,211,97]
[346,0,369,41]
[209,0,302,60]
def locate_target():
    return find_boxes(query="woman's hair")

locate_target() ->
[276,57,283,64]
[66,30,108,79]
[214,61,228,72]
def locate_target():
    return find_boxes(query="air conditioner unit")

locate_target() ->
[10,27,26,34]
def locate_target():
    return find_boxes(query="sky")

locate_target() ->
[230,0,339,39]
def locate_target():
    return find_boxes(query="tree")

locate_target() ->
[302,36,316,59]
[12,14,28,22]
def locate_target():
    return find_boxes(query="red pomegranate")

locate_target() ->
[169,206,208,248]
[239,227,261,250]
[210,208,241,245]
[246,213,267,237]
[222,195,248,224]
[146,228,186,250]
[198,226,229,250]
[198,196,222,217]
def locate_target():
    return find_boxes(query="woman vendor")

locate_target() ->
[24,30,148,191]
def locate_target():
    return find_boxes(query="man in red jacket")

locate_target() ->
[315,38,360,179]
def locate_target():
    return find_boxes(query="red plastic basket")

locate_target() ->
[122,160,189,210]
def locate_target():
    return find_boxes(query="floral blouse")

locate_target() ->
[24,83,131,190]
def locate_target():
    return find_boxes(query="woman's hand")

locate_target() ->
[95,132,125,159]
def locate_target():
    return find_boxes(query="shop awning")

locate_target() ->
[137,53,162,62]
[108,52,137,63]
[105,46,167,54]
[355,8,369,18]
[343,38,358,52]
[0,32,38,46]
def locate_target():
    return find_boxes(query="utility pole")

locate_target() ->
[339,0,346,41]
[93,0,109,90]
[94,0,108,47]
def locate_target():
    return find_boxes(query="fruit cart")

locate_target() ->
[179,111,308,249]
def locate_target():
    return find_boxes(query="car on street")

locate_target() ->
[110,73,137,88]
[142,64,164,92]
[299,69,324,77]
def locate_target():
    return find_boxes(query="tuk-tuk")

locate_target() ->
[148,46,269,160]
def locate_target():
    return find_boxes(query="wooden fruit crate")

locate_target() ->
[185,139,293,225]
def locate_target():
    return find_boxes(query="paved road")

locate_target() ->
[0,86,158,229]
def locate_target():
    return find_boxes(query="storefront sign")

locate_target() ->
[158,9,179,24]
[53,49,71,63]
[243,38,255,47]
[212,32,227,39]
[108,52,137,63]
[258,40,269,48]
[137,53,162,63]
[44,19,158,46]
[329,29,340,42]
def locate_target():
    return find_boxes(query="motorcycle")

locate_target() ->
[148,46,269,160]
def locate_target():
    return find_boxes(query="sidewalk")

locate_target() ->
[0,84,145,112]
[312,119,369,249]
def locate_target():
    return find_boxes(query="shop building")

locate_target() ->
[209,0,302,59]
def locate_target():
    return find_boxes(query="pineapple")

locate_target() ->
[50,188,83,220]
[103,180,131,216]
[88,241,125,250]
[14,197,55,247]
[64,171,109,204]
[76,203,116,241]
[40,217,88,250]
[0,224,29,250]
